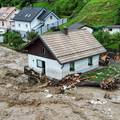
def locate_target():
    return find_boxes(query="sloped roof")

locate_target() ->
[104,25,120,28]
[38,10,51,21]
[40,29,106,64]
[0,7,16,20]
[13,7,43,22]
[69,22,85,30]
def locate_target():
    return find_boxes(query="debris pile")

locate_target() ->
[100,78,117,90]
[49,74,99,90]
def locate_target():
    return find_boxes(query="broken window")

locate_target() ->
[88,57,93,66]
[70,62,75,71]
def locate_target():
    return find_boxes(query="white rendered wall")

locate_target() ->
[28,54,99,80]
[103,28,120,34]
[44,13,59,25]
[28,54,62,80]
[62,55,99,78]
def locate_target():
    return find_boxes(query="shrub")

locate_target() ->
[26,31,38,42]
[4,31,25,50]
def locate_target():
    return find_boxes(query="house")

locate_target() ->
[24,29,106,80]
[11,7,60,37]
[103,25,120,34]
[0,7,17,35]
[69,22,93,33]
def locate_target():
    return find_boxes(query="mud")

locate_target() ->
[0,46,120,120]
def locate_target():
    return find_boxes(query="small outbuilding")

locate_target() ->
[69,22,93,33]
[24,29,106,80]
[103,25,120,34]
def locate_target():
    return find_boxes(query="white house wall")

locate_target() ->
[28,54,100,80]
[28,54,62,80]
[13,21,31,32]
[103,28,120,34]
[44,13,59,25]
[62,55,99,78]
[30,11,44,29]
[82,27,93,33]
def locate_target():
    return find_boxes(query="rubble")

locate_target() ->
[100,78,117,90]
[88,98,107,105]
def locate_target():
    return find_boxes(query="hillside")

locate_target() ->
[33,0,120,27]
[0,0,120,26]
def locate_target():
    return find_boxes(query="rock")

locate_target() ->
[46,94,53,98]
[5,83,12,88]
[88,98,107,105]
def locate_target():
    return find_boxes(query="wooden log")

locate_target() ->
[76,80,100,87]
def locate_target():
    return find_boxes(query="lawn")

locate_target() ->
[81,64,120,83]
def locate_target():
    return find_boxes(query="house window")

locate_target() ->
[2,21,4,26]
[42,47,46,54]
[26,24,28,28]
[50,16,53,19]
[19,24,20,27]
[70,62,75,71]
[36,60,43,68]
[109,28,112,31]
[88,57,93,66]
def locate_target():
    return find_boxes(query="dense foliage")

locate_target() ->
[4,31,25,50]
[27,31,38,42]
[93,30,120,52]
[0,0,120,26]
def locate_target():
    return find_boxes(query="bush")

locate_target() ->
[4,31,25,50]
[26,31,38,42]
[93,30,120,52]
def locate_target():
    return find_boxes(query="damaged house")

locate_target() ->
[24,29,106,80]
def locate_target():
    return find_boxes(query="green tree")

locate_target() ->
[4,31,24,50]
[115,8,120,25]
[93,30,110,46]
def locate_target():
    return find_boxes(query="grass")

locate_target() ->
[33,0,120,27]
[81,64,120,83]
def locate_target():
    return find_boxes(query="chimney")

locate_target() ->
[63,27,68,35]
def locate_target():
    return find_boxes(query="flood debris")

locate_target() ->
[100,77,118,90]
[88,98,107,105]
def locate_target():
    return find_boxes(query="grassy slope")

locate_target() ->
[33,0,120,27]
[74,0,120,26]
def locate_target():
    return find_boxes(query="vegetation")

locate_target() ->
[93,30,120,51]
[27,31,38,42]
[4,31,25,50]
[33,0,120,27]
[81,64,120,83]
[0,0,120,26]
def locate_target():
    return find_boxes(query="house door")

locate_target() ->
[42,61,46,75]
[36,60,46,75]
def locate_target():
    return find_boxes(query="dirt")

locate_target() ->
[0,45,120,120]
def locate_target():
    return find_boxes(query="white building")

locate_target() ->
[0,7,18,35]
[11,7,60,37]
[103,25,120,34]
[24,29,106,80]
